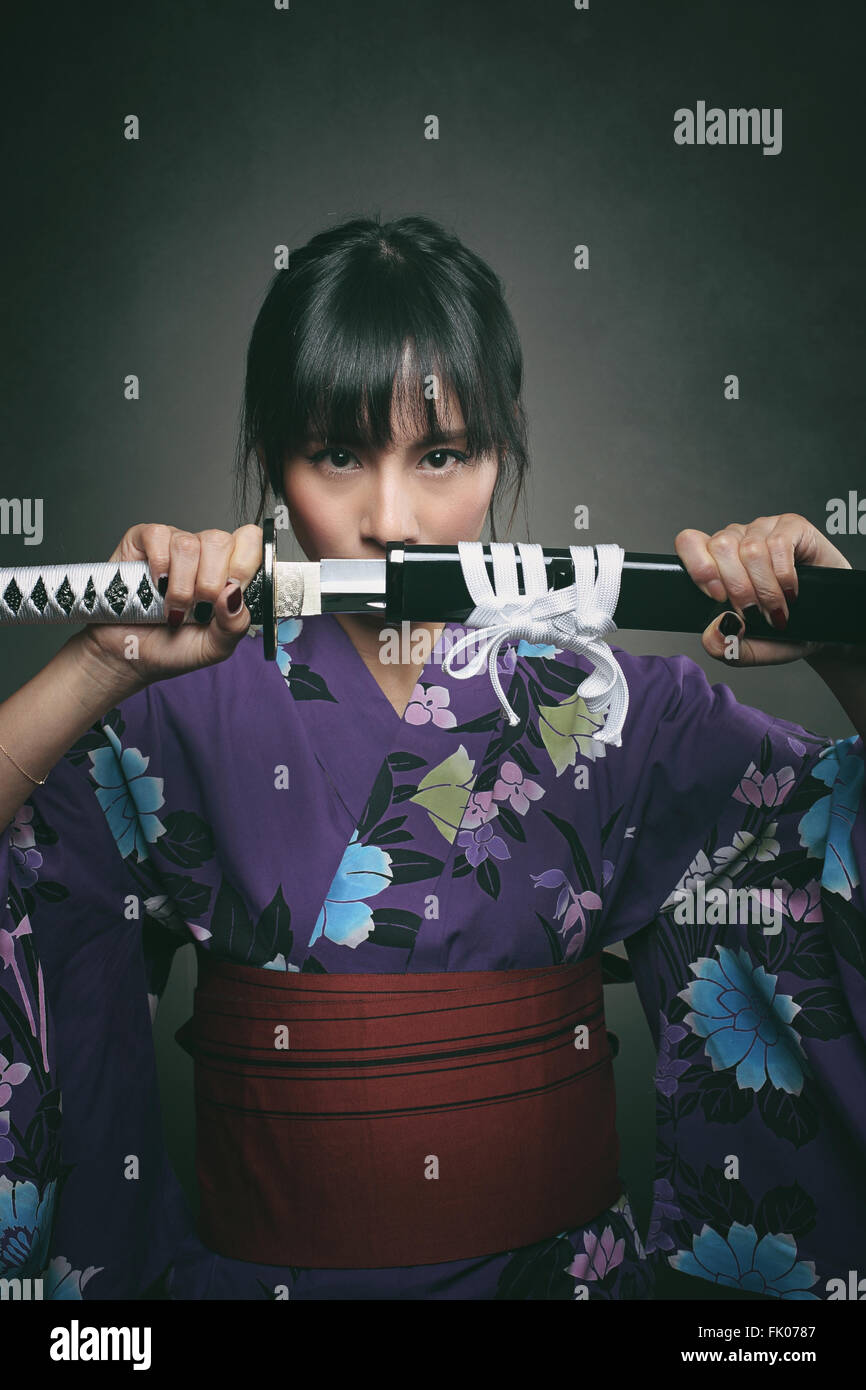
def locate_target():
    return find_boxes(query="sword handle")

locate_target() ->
[0,545,270,630]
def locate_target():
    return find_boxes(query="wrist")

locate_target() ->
[805,642,866,675]
[65,630,150,710]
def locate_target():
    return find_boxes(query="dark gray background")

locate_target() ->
[2,0,863,1300]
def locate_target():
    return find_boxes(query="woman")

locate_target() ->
[1,215,864,1301]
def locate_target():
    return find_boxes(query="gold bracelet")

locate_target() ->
[0,741,47,786]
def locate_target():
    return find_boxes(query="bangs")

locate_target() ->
[281,271,503,462]
[289,340,476,458]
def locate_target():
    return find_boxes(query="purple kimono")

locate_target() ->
[2,613,865,1299]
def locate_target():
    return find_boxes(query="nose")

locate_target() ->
[360,463,420,550]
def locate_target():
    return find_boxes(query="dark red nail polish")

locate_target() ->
[168,609,184,629]
[783,586,797,603]
[227,585,243,614]
[719,612,743,637]
[770,607,788,630]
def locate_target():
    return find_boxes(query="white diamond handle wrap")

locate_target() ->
[441,542,629,746]
[0,561,248,625]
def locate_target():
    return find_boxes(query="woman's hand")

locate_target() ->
[674,514,852,667]
[72,523,263,689]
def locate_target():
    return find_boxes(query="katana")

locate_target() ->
[0,516,863,662]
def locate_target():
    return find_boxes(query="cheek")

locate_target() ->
[427,466,496,527]
[282,466,345,545]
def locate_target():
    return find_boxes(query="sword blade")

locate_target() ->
[275,558,387,616]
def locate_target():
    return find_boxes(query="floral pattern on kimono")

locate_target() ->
[1,614,863,1299]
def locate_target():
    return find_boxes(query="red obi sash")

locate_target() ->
[175,954,622,1268]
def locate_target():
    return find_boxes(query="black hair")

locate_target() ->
[232,215,530,543]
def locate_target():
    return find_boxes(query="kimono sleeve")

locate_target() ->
[599,650,866,1300]
[0,691,193,1299]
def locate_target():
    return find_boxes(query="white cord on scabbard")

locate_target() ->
[441,542,629,746]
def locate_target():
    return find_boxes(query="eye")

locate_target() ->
[307,447,358,474]
[421,449,473,472]
[305,446,475,477]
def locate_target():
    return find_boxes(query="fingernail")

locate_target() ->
[168,608,185,629]
[770,607,788,631]
[157,575,168,598]
[193,601,214,624]
[719,612,743,637]
[783,585,797,603]
[226,585,243,614]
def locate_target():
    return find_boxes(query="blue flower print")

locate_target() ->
[276,618,303,680]
[671,1222,819,1298]
[261,952,300,973]
[308,830,392,949]
[797,735,863,900]
[516,639,559,659]
[0,1176,56,1276]
[43,1254,103,1299]
[88,723,166,860]
[679,945,807,1093]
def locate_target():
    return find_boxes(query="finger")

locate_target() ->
[109,523,177,586]
[737,531,789,630]
[189,530,236,622]
[706,529,756,619]
[164,532,201,627]
[139,524,180,596]
[765,514,810,604]
[674,528,728,602]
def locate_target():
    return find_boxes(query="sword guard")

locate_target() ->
[259,515,277,659]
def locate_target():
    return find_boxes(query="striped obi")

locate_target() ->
[175,953,622,1268]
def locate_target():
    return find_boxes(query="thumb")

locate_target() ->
[202,578,252,660]
[703,609,820,667]
[703,610,749,665]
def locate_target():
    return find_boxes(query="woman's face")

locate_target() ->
[280,390,499,565]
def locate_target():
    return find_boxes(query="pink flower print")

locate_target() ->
[655,1014,690,1098]
[496,646,517,677]
[530,867,602,960]
[404,684,457,727]
[457,819,511,869]
[560,891,602,956]
[0,915,31,969]
[733,763,796,809]
[0,1053,31,1109]
[459,790,499,831]
[492,761,544,815]
[0,1110,14,1163]
[0,916,48,1071]
[9,805,43,889]
[756,876,822,924]
[645,1179,681,1254]
[567,1225,626,1281]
